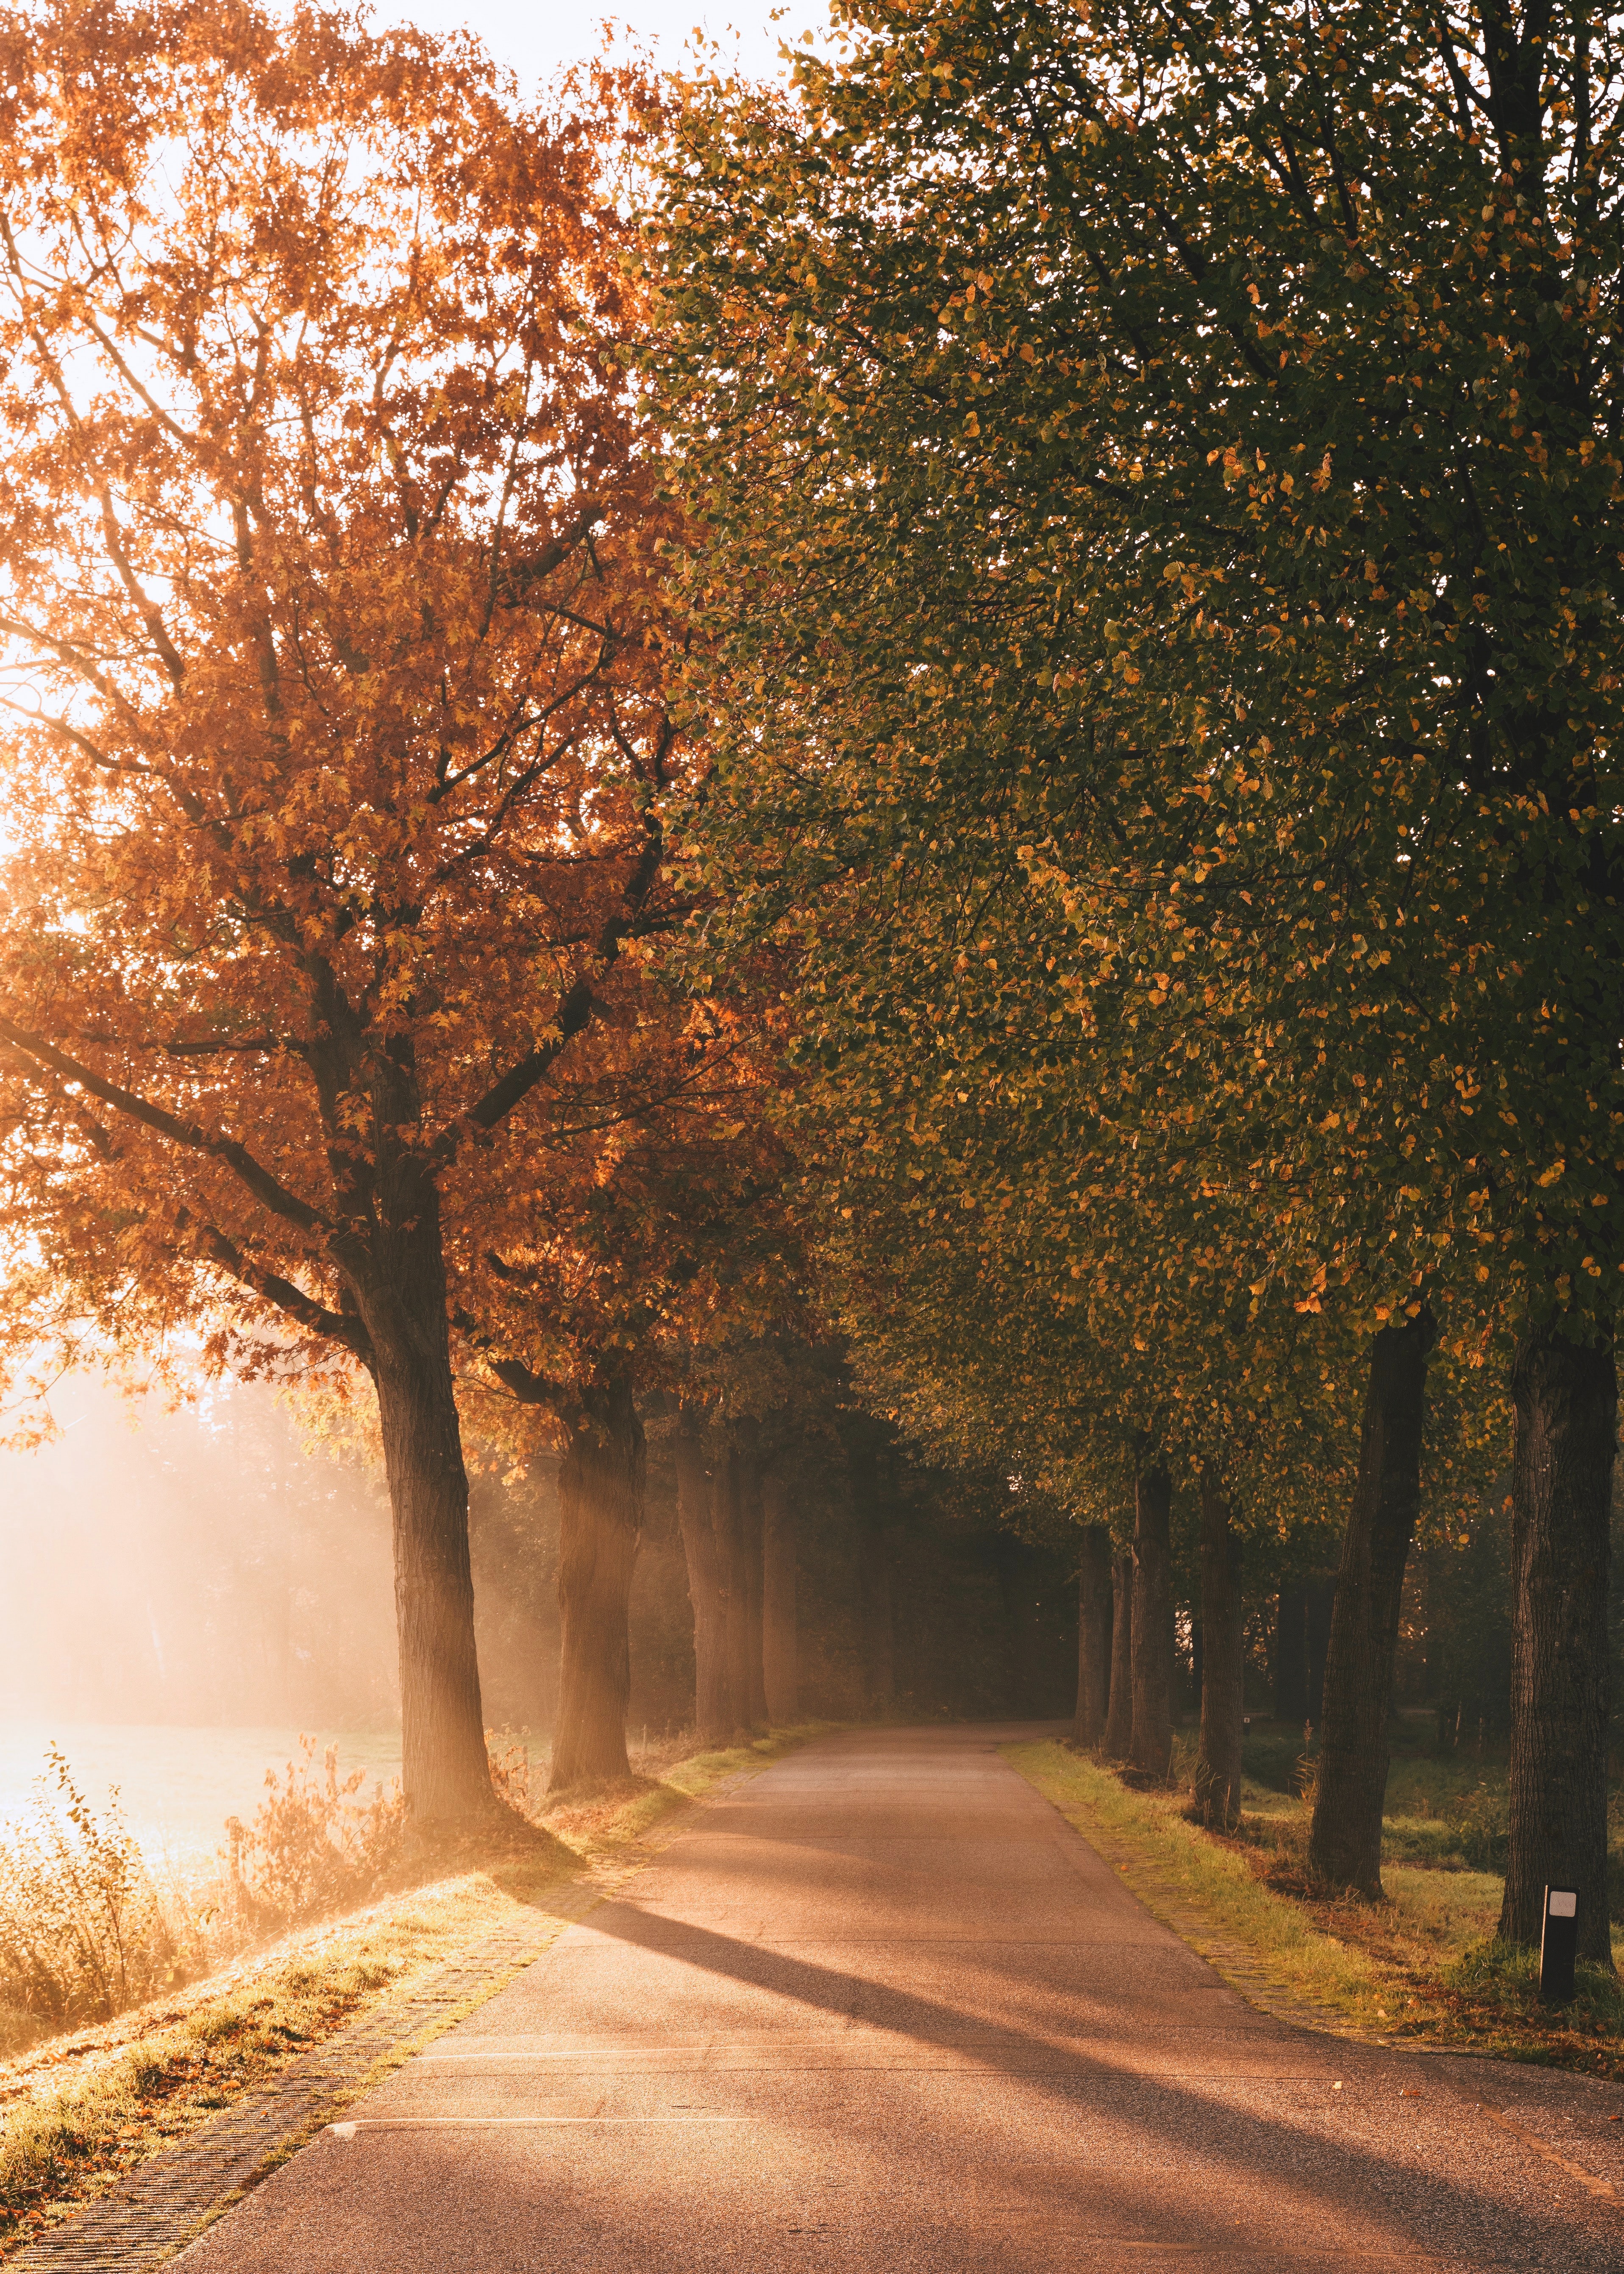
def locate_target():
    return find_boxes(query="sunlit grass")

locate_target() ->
[1005,1738,1624,2082]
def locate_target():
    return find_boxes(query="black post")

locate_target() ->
[1539,1886,1579,2003]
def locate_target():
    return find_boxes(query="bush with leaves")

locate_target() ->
[228,1742,406,1932]
[0,1748,181,2050]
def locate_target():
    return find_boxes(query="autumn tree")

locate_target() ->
[458,1014,798,1784]
[0,1,685,1820]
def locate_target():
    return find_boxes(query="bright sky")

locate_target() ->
[366,0,831,88]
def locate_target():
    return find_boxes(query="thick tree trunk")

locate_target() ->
[1308,1311,1434,1896]
[1274,1582,1309,1724]
[1073,1524,1113,1747]
[361,1229,492,1824]
[1104,1550,1134,1756]
[550,1374,643,1789]
[1129,1464,1174,1778]
[1193,1469,1243,1827]
[674,1413,731,1745]
[762,1465,798,1723]
[1499,1324,1616,1963]
[738,1424,769,1727]
[712,1432,751,1732]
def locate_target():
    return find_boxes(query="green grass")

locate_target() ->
[1005,1737,1624,2081]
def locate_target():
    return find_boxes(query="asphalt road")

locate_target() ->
[179,1724,1624,2272]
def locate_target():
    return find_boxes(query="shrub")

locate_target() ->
[0,1747,184,2051]
[485,1728,535,1818]
[1441,1780,1510,1872]
[229,1740,406,1930]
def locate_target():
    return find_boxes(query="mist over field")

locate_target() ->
[0,1381,398,1731]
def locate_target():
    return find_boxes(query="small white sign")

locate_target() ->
[1548,1890,1578,1919]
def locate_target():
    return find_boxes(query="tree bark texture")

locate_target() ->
[762,1464,798,1723]
[549,1373,643,1789]
[1104,1550,1134,1757]
[1193,1471,1244,1827]
[1129,1464,1174,1778]
[1073,1524,1113,1748]
[360,1216,492,1823]
[1499,1324,1616,1962]
[1308,1311,1434,1896]
[674,1414,731,1745]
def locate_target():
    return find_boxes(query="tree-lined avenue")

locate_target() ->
[178,1728,1624,2272]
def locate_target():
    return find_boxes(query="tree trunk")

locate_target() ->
[1193,1469,1243,1828]
[1306,1574,1335,1727]
[550,1373,643,1789]
[762,1464,798,1723]
[1308,1311,1434,1896]
[361,1232,492,1824]
[737,1422,769,1727]
[712,1435,750,1732]
[1129,1464,1174,1778]
[674,1413,731,1744]
[1104,1550,1134,1756]
[1073,1524,1112,1747]
[1499,1323,1616,1962]
[1274,1582,1309,1724]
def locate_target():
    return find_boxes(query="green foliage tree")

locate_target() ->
[653,0,1623,1943]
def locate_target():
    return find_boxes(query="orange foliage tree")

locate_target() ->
[453,974,798,1786]
[0,1,689,1819]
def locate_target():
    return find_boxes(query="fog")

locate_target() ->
[0,1372,1078,1858]
[0,1376,399,1730]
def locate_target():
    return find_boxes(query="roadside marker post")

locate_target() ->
[1540,1887,1578,2003]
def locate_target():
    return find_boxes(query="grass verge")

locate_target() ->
[0,1723,825,2257]
[1005,1739,1624,2081]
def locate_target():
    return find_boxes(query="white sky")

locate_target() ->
[365,0,831,88]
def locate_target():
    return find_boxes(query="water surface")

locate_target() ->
[0,1723,402,1869]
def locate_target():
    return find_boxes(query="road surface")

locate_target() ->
[179,1724,1624,2271]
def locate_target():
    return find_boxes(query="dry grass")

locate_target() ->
[0,1723,826,2256]
[1005,1739,1624,2081]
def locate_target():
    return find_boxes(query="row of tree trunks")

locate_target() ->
[549,1373,645,1790]
[1067,1317,1614,1969]
[675,1413,732,1744]
[673,1411,801,1740]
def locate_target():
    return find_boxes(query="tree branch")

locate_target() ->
[0,1018,329,1235]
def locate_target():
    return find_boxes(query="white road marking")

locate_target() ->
[327,2115,749,2133]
